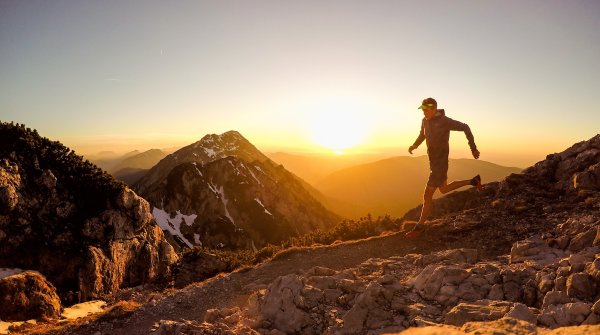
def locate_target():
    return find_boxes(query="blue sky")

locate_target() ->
[1,0,599,166]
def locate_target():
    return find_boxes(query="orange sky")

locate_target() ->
[1,1,599,168]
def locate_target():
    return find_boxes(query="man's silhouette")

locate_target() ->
[406,97,482,236]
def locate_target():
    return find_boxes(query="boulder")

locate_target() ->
[538,302,592,328]
[573,162,600,190]
[510,236,567,265]
[543,290,572,308]
[568,228,597,252]
[445,300,513,326]
[0,184,18,214]
[567,273,597,301]
[505,303,537,324]
[409,265,470,301]
[256,274,310,334]
[0,271,62,321]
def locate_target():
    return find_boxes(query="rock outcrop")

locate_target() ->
[0,271,62,321]
[0,122,178,305]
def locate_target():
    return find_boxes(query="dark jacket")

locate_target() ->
[411,109,477,161]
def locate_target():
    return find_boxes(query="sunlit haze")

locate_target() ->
[1,1,599,167]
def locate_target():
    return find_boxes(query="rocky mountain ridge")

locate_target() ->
[144,153,340,251]
[135,131,270,195]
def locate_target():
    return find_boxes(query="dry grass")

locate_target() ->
[7,300,142,335]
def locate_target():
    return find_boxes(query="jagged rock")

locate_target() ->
[510,236,568,265]
[505,303,537,324]
[255,274,310,334]
[538,302,592,328]
[0,271,62,321]
[445,300,513,326]
[409,265,470,301]
[582,312,600,325]
[567,273,597,301]
[543,291,573,308]
[174,250,228,288]
[587,256,600,280]
[568,228,597,252]
[340,282,395,333]
[488,284,505,300]
[573,162,600,190]
[501,267,536,303]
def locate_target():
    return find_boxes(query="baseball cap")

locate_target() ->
[418,97,437,110]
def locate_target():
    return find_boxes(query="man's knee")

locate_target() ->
[423,187,436,200]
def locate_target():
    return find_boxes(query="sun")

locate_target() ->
[309,101,369,154]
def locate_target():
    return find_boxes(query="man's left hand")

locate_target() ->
[472,148,480,159]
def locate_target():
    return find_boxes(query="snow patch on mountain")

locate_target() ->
[204,147,217,158]
[152,207,197,248]
[216,185,235,225]
[191,162,203,177]
[254,198,273,216]
[246,166,262,186]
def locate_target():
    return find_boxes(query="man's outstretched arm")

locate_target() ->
[446,118,479,158]
[409,121,425,154]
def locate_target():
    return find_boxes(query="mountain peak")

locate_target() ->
[135,130,269,194]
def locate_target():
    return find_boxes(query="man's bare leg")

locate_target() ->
[439,175,482,194]
[439,180,471,194]
[417,186,437,225]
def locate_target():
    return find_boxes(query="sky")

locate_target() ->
[1,0,599,167]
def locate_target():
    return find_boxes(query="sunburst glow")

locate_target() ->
[309,100,369,154]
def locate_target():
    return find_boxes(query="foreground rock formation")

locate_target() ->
[0,271,62,321]
[0,123,178,310]
[152,135,600,334]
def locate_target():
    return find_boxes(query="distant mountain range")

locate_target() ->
[110,149,168,185]
[267,152,389,185]
[315,155,522,218]
[135,131,340,250]
[108,146,521,221]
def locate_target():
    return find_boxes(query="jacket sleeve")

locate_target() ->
[446,117,477,151]
[411,120,426,148]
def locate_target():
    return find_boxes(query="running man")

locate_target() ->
[406,97,482,236]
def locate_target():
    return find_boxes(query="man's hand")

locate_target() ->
[472,148,480,159]
[408,145,416,154]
